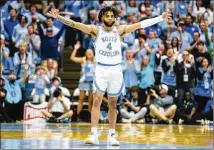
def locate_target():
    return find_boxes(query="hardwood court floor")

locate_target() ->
[0,123,213,149]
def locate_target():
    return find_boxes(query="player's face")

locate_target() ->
[102,11,115,27]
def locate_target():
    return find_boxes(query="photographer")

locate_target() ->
[41,88,73,123]
[148,84,177,124]
[120,86,148,123]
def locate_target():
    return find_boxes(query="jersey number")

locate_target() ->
[106,43,112,50]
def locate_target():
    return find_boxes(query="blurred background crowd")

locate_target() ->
[0,0,213,125]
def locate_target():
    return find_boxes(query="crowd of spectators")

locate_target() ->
[0,0,213,125]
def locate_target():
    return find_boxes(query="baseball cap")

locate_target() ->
[178,20,185,26]
[52,76,62,84]
[46,27,53,32]
[161,84,168,93]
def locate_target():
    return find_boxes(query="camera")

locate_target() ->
[146,85,160,95]
[122,95,128,102]
[53,88,62,98]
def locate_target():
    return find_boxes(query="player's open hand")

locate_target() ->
[161,12,171,21]
[49,8,59,19]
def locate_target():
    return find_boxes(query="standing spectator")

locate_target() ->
[154,44,167,85]
[199,21,212,47]
[148,84,177,124]
[175,91,198,124]
[13,42,33,79]
[146,30,162,52]
[184,15,199,37]
[161,48,177,96]
[42,88,73,123]
[176,51,195,103]
[23,4,46,24]
[186,31,200,56]
[1,34,13,76]
[126,0,138,15]
[0,78,13,123]
[3,8,18,41]
[29,66,50,104]
[70,41,94,120]
[192,0,206,17]
[170,37,181,59]
[121,86,148,123]
[138,51,154,106]
[2,47,13,77]
[37,19,65,60]
[122,49,140,94]
[42,58,58,82]
[195,58,213,113]
[3,64,28,121]
[170,21,193,52]
[173,0,188,19]
[16,24,41,65]
[194,41,212,67]
[12,15,28,49]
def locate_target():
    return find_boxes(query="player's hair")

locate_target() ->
[98,6,117,22]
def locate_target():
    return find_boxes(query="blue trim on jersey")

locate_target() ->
[94,80,105,94]
[97,62,121,66]
[107,82,124,97]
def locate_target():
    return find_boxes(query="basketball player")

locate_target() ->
[49,7,170,146]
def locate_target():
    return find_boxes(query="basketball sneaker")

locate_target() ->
[84,133,99,145]
[107,133,119,146]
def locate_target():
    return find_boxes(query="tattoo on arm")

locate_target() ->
[57,15,75,28]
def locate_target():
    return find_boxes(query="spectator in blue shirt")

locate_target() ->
[37,20,65,60]
[184,15,199,37]
[3,64,28,121]
[23,4,46,24]
[170,21,193,52]
[3,8,19,41]
[2,47,13,77]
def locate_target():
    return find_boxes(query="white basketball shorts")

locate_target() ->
[93,63,125,97]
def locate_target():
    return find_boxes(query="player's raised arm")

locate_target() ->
[118,12,171,36]
[49,8,97,36]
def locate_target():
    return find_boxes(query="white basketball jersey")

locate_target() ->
[94,26,122,65]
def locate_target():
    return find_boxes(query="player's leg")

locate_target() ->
[77,90,86,116]
[85,65,107,145]
[106,66,124,146]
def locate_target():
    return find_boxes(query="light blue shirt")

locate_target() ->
[4,79,24,104]
[170,31,193,52]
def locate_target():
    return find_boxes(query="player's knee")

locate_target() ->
[93,96,102,107]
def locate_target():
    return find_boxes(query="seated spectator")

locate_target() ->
[29,66,50,104]
[120,86,148,123]
[176,51,195,103]
[3,65,28,122]
[42,58,58,82]
[195,58,213,113]
[1,35,13,77]
[41,88,73,123]
[12,15,28,49]
[50,76,71,97]
[175,91,198,124]
[15,24,41,65]
[148,84,177,124]
[70,41,94,120]
[13,42,34,79]
[0,78,13,123]
[122,49,140,94]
